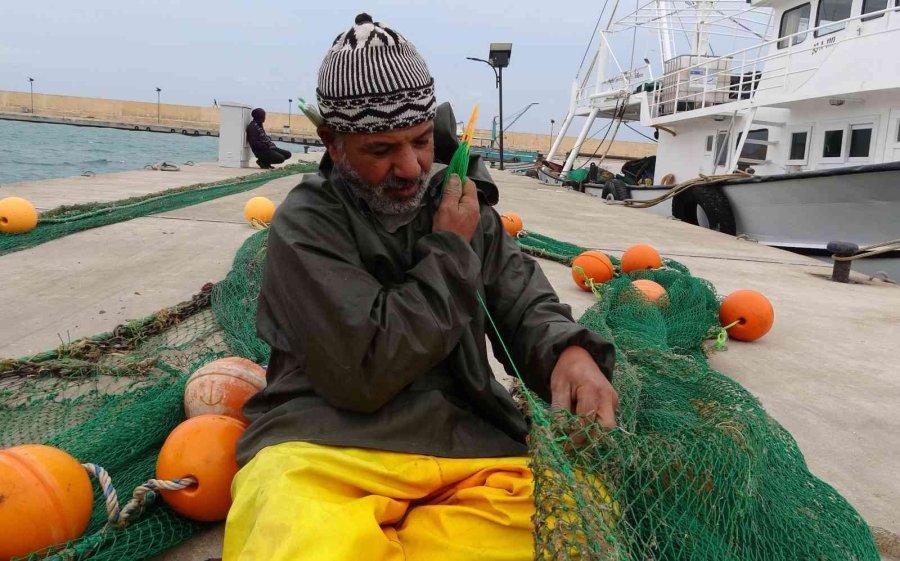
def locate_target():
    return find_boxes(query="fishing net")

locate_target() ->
[0,163,316,257]
[0,229,878,561]
[514,232,877,560]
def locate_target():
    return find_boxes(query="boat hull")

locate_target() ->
[587,162,900,250]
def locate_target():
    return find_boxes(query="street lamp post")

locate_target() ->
[27,77,34,114]
[466,42,512,170]
[288,98,293,130]
[155,87,162,124]
[550,119,555,151]
[497,65,504,169]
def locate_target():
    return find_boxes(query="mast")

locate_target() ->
[560,0,622,175]
[693,0,714,56]
[656,0,675,62]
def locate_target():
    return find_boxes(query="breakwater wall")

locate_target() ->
[0,90,655,158]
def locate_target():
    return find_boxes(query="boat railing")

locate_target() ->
[646,3,900,118]
[575,61,653,110]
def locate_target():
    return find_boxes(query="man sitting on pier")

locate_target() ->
[246,108,291,169]
[224,13,618,561]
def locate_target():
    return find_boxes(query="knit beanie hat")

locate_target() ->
[316,13,436,134]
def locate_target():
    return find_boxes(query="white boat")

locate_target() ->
[544,0,900,249]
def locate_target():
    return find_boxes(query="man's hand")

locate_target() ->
[433,174,480,242]
[550,346,619,429]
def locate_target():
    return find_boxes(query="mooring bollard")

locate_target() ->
[826,241,858,283]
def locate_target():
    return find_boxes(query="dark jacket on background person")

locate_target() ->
[246,120,276,156]
[236,104,615,465]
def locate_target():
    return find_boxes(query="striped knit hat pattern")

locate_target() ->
[316,13,436,134]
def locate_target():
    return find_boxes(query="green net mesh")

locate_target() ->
[0,163,316,257]
[0,229,878,561]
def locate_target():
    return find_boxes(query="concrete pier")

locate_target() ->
[1,166,897,560]
[1,162,261,211]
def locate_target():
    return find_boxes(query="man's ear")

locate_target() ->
[318,125,341,162]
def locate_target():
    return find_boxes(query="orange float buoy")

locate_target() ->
[571,250,614,291]
[0,445,93,561]
[156,414,246,522]
[184,357,267,422]
[0,196,39,234]
[244,196,276,225]
[620,244,662,273]
[631,279,667,303]
[500,211,524,236]
[719,289,774,342]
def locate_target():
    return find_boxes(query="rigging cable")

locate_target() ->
[625,122,658,143]
[594,98,630,168]
[574,98,625,169]
[629,0,639,70]
[576,1,610,79]
[569,120,616,170]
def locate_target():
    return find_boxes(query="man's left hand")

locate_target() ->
[549,346,618,429]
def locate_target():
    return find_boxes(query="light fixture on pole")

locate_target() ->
[27,77,35,114]
[466,42,512,170]
[288,98,293,129]
[155,87,162,124]
[504,102,538,131]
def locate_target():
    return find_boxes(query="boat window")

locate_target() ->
[862,0,888,19]
[822,129,844,158]
[736,129,769,162]
[815,0,852,36]
[789,131,808,161]
[715,132,730,166]
[778,4,811,48]
[849,125,873,158]
[705,135,714,152]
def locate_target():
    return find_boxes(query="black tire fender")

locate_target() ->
[600,178,630,201]
[672,185,736,235]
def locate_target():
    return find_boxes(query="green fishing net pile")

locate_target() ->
[0,228,878,561]
[0,162,316,257]
[515,232,877,560]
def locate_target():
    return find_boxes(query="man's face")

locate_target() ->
[328,120,435,215]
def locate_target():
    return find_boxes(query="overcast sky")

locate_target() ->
[0,0,711,142]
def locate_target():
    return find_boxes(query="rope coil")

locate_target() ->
[144,162,181,172]
[612,172,750,209]
[833,238,900,261]
[249,218,271,230]
[82,463,196,528]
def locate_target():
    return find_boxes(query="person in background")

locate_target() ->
[246,108,291,169]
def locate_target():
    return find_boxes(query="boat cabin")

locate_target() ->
[646,0,900,181]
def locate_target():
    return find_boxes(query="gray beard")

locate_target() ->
[334,161,429,216]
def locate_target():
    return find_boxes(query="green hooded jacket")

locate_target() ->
[236,104,614,464]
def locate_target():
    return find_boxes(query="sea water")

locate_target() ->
[0,119,299,185]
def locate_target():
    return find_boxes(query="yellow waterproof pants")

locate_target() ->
[223,441,535,561]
